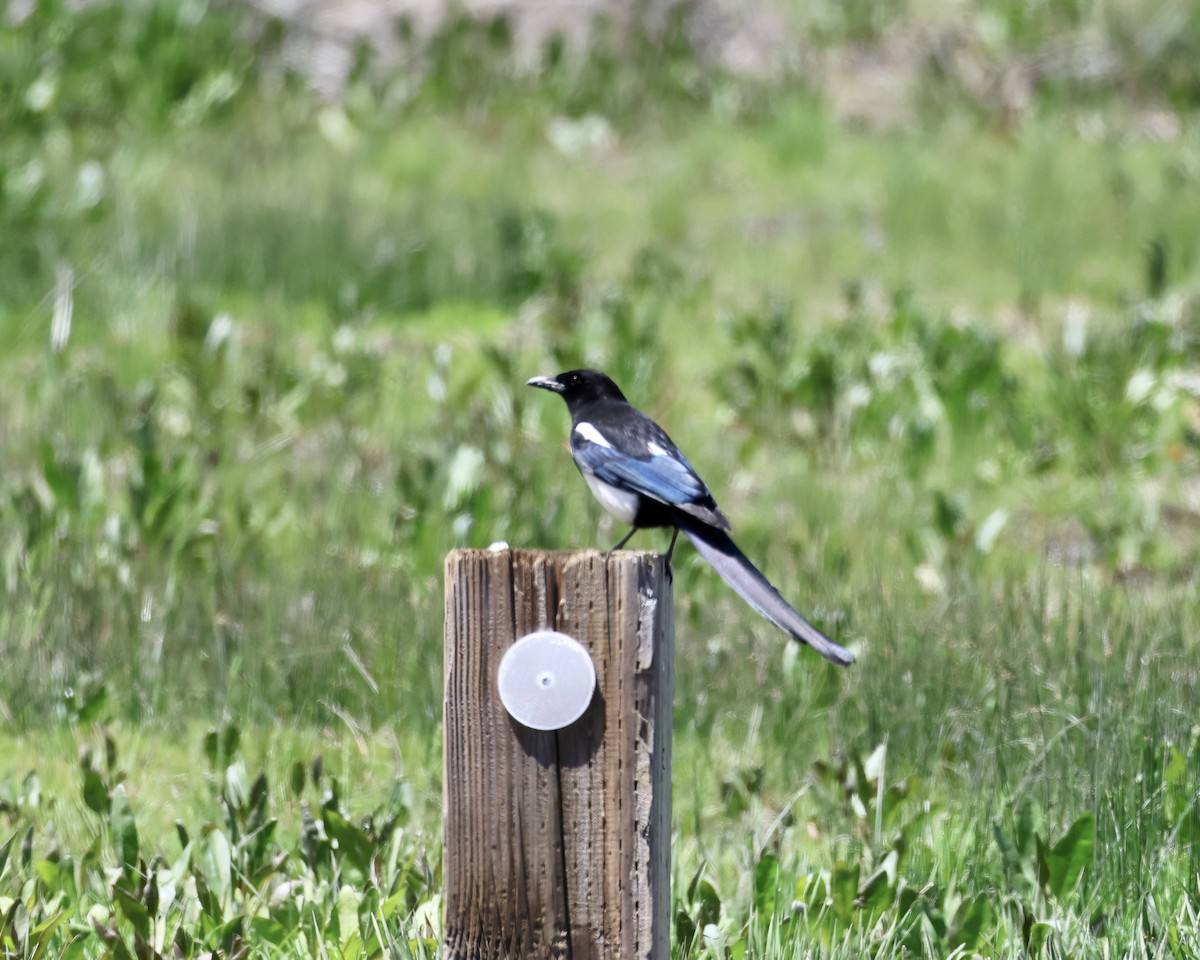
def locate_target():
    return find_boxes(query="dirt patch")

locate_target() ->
[243,0,1182,137]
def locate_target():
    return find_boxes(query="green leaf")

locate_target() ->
[881,775,918,829]
[949,894,993,951]
[995,825,1020,876]
[90,916,134,960]
[1027,920,1053,955]
[203,721,241,768]
[249,771,270,822]
[58,937,87,960]
[851,751,870,804]
[21,772,40,809]
[1016,798,1043,861]
[104,731,118,774]
[797,873,826,912]
[109,785,139,871]
[40,443,79,508]
[1041,812,1095,899]
[272,896,302,933]
[243,817,279,880]
[222,722,241,763]
[0,833,15,878]
[933,490,964,541]
[443,444,484,510]
[752,853,781,915]
[113,885,151,939]
[323,809,374,876]
[1164,745,1189,821]
[689,876,721,929]
[335,885,363,946]
[28,909,66,960]
[203,729,218,768]
[675,907,696,946]
[974,507,1009,553]
[75,685,109,726]
[831,862,858,921]
[199,827,233,915]
[33,859,60,890]
[1164,744,1187,786]
[857,865,894,915]
[384,776,413,826]
[249,917,288,946]
[380,891,407,920]
[900,889,947,953]
[996,796,1041,894]
[719,777,747,818]
[224,760,251,813]
[289,760,306,797]
[144,872,159,917]
[82,768,109,815]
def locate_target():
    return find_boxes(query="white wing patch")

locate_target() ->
[574,422,612,448]
[646,441,668,457]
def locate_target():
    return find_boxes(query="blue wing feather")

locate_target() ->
[572,437,705,507]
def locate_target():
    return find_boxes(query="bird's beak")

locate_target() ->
[526,375,564,393]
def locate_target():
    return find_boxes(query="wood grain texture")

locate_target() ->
[444,548,673,960]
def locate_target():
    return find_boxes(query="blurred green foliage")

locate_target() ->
[2,721,441,958]
[1,0,1200,956]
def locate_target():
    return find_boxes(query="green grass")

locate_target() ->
[2,0,1200,956]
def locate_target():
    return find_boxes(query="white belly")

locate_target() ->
[583,472,640,526]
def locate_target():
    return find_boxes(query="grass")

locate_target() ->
[2,0,1200,956]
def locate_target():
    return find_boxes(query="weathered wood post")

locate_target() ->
[443,547,673,960]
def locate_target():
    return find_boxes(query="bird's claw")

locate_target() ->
[663,527,679,582]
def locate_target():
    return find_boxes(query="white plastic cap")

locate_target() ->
[497,630,596,731]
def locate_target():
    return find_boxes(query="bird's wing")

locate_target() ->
[571,424,707,507]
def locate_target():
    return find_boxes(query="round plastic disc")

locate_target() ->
[497,630,596,731]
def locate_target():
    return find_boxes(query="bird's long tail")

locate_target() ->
[676,515,856,667]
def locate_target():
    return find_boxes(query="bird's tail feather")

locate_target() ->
[677,516,855,667]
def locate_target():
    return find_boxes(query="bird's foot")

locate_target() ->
[663,528,679,582]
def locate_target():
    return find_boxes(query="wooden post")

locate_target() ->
[443,548,673,960]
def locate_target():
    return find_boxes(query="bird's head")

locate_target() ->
[526,369,627,406]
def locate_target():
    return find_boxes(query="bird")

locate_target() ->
[527,368,855,667]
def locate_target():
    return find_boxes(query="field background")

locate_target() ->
[2,0,1200,956]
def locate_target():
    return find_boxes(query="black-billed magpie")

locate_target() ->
[527,369,855,667]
